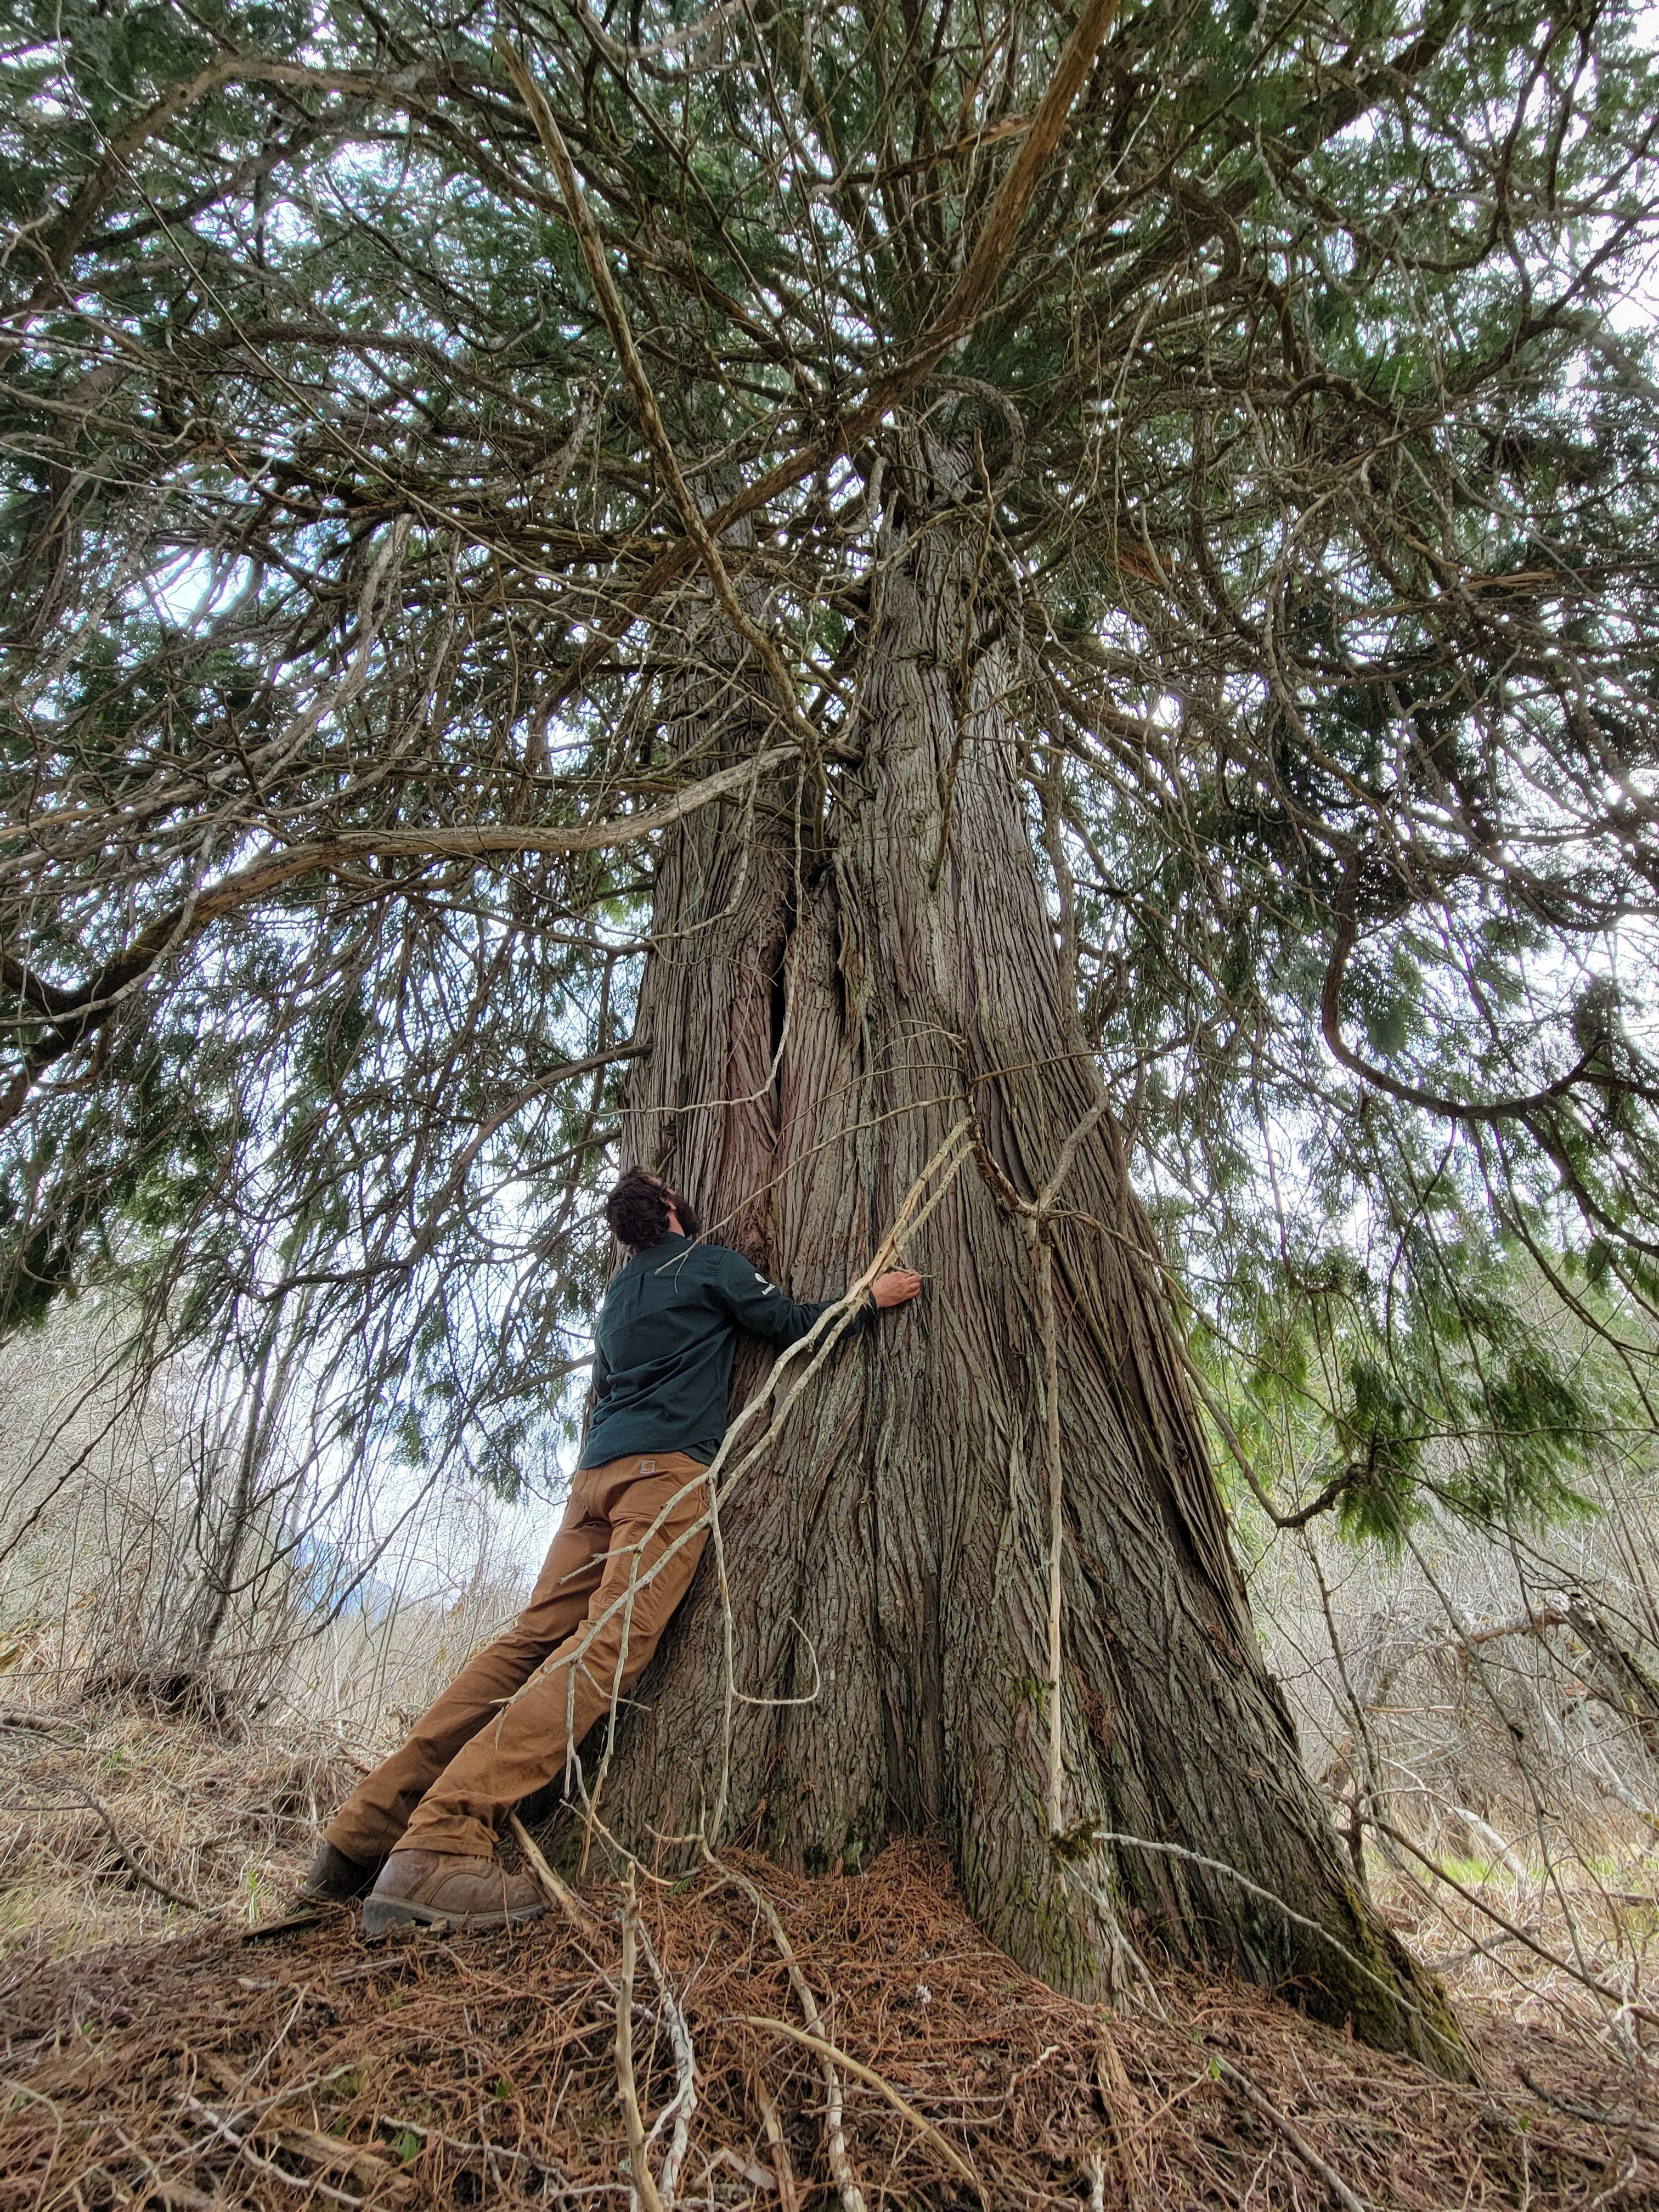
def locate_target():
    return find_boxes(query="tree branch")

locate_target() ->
[0,747,794,1128]
[1318,860,1625,1126]
[497,37,826,784]
[1,57,436,364]
[544,0,1122,710]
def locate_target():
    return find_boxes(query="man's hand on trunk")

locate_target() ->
[870,1269,923,1310]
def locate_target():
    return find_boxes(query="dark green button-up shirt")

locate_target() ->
[579,1233,870,1469]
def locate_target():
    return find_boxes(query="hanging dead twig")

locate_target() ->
[637,1914,697,2205]
[974,1096,1108,1832]
[508,1813,600,1931]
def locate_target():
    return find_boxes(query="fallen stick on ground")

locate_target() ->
[1205,2050,1370,2212]
[1,1786,202,1913]
[755,2080,802,2212]
[636,1913,697,2205]
[0,1709,83,1737]
[616,1868,665,2212]
[373,2117,561,2177]
[1516,2068,1659,2153]
[738,2015,987,2202]
[242,1908,322,1945]
[1094,2027,1146,2204]
[179,2091,412,2208]
[1086,2146,1106,2212]
[105,2115,215,2212]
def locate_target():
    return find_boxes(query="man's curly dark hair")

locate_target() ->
[604,1166,678,1251]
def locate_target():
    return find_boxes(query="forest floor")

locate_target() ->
[3,1688,1659,2208]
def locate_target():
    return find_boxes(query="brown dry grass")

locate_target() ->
[0,1686,364,1965]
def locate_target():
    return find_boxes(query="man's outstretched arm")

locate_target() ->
[709,1249,921,1350]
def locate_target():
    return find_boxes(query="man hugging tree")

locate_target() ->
[300,1167,922,1933]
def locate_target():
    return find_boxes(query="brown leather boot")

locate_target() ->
[298,1839,383,1903]
[360,1848,546,1937]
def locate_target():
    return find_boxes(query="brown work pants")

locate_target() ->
[325,1452,710,1863]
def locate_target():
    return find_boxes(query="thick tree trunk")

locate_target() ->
[557,438,1459,2066]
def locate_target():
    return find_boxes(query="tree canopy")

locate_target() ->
[6,0,1659,1534]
